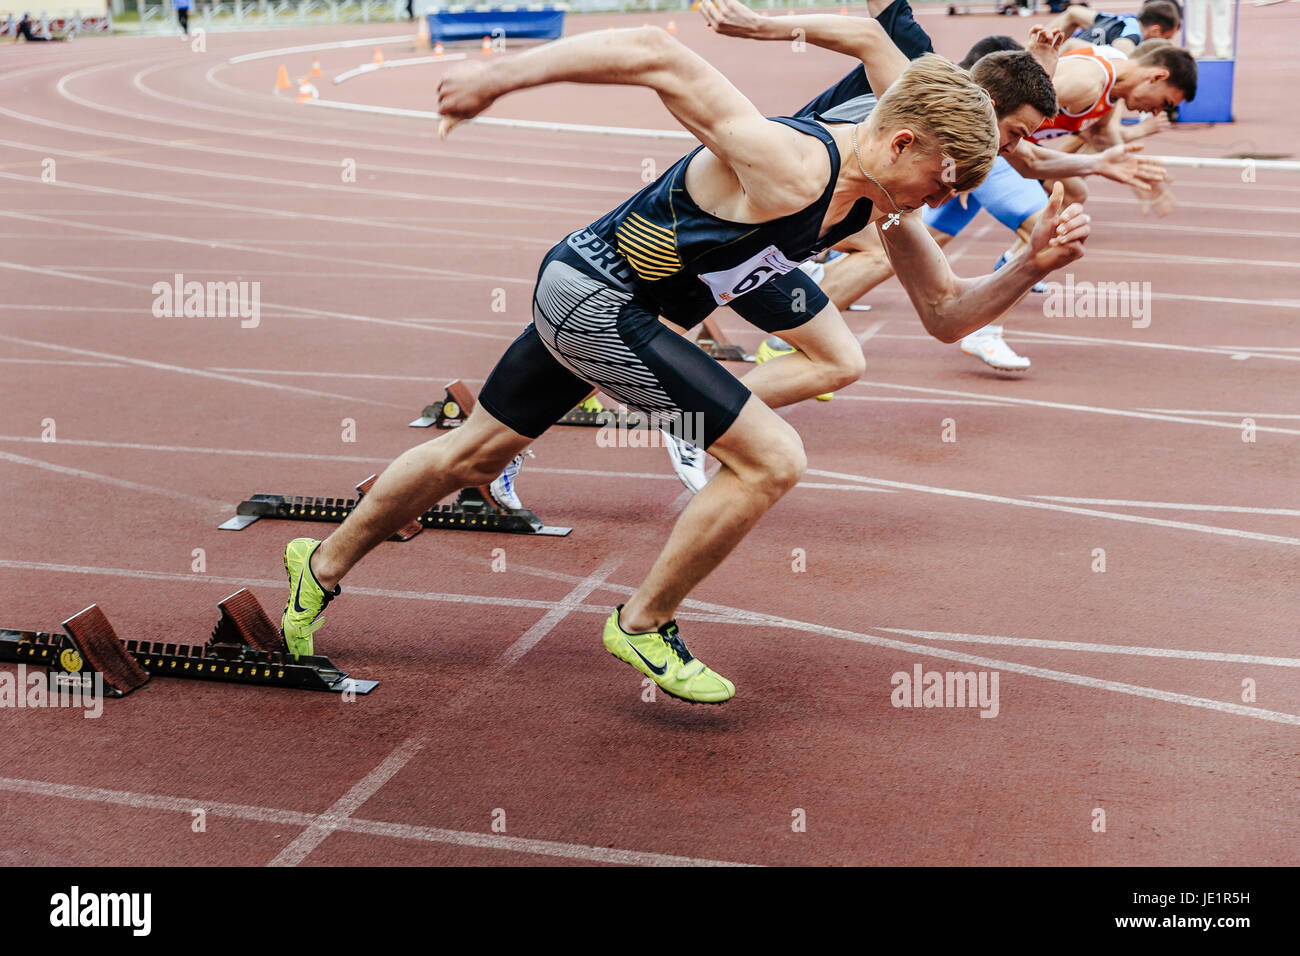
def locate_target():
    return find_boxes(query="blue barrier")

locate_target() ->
[427,7,565,42]
[1176,0,1236,124]
[1177,58,1233,124]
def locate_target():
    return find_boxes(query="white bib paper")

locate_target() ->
[698,245,801,305]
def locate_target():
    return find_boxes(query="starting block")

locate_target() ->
[414,383,650,431]
[0,589,377,697]
[556,394,651,429]
[409,378,477,428]
[219,471,570,537]
[694,316,753,363]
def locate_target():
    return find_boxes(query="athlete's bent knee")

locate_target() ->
[758,426,807,496]
[829,345,867,391]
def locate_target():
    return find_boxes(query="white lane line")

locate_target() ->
[0,129,592,218]
[0,170,553,247]
[1082,193,1298,215]
[827,628,1300,725]
[0,357,125,368]
[497,556,623,667]
[0,560,735,629]
[878,628,1300,668]
[227,33,422,63]
[0,253,519,347]
[805,468,1300,547]
[1084,247,1300,270]
[128,60,641,173]
[855,319,888,344]
[269,738,426,867]
[210,368,475,382]
[1139,408,1300,420]
[41,67,631,198]
[306,97,702,140]
[332,53,466,85]
[270,555,625,866]
[1089,219,1300,240]
[4,88,613,209]
[0,329,408,410]
[847,380,1300,436]
[1030,496,1300,516]
[1145,154,1300,172]
[0,776,747,867]
[4,558,1293,725]
[0,204,536,294]
[1209,346,1300,353]
[834,396,1008,407]
[0,450,228,510]
[1149,292,1300,311]
[1011,329,1300,361]
[0,436,895,495]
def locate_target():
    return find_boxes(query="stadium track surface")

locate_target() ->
[1,7,1297,866]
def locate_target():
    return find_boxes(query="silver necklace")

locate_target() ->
[851,124,902,217]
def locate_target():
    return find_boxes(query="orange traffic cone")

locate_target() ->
[839,5,848,14]
[433,40,445,57]
[666,19,677,33]
[373,47,385,65]
[275,64,291,91]
[310,57,322,78]
[296,78,316,103]
[481,35,492,54]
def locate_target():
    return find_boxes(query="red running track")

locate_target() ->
[0,7,1297,866]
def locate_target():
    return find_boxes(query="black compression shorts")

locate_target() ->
[477,238,752,449]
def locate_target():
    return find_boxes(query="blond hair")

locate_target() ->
[868,54,998,193]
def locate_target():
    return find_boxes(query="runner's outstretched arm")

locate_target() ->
[436,26,817,215]
[1048,4,1097,36]
[1007,139,1168,189]
[698,0,910,95]
[878,183,1090,343]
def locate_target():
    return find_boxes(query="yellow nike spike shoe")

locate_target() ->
[602,607,735,704]
[281,538,340,659]
[755,335,833,401]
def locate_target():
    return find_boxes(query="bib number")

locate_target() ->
[699,245,800,305]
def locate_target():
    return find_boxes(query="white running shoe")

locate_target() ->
[489,449,533,510]
[959,325,1031,372]
[662,428,709,494]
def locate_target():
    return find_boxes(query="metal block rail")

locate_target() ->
[220,471,570,536]
[410,380,651,431]
[0,589,377,697]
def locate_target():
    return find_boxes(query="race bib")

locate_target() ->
[698,245,800,305]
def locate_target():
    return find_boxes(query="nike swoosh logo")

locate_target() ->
[292,571,310,614]
[624,638,667,677]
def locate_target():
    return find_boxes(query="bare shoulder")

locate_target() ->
[1054,55,1106,112]
[738,118,834,216]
